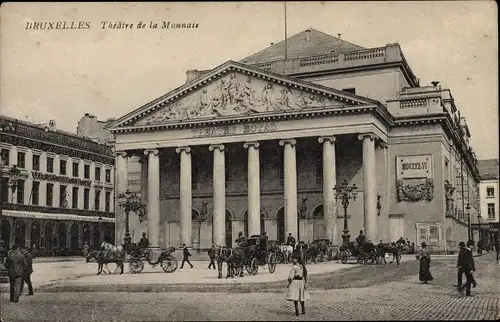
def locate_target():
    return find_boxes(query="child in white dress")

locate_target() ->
[285,255,310,315]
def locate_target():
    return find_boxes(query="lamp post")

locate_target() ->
[297,198,307,242]
[466,203,471,242]
[198,201,207,254]
[333,180,358,246]
[118,190,146,251]
[477,213,482,248]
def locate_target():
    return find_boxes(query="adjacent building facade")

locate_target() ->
[107,28,480,252]
[0,116,115,253]
[477,159,499,245]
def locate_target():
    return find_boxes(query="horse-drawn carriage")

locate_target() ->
[308,239,335,263]
[242,235,277,275]
[127,244,178,274]
[338,241,378,265]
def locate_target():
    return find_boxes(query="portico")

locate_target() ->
[108,61,388,248]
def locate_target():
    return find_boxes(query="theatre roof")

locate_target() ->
[240,28,365,64]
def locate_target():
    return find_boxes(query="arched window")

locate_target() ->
[313,205,324,218]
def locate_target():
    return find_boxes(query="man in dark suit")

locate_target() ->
[207,245,216,270]
[180,243,193,269]
[20,248,34,296]
[5,244,27,303]
[455,241,477,289]
[458,242,476,296]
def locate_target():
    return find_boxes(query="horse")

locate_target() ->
[279,244,294,263]
[376,241,403,265]
[216,246,244,279]
[86,242,125,275]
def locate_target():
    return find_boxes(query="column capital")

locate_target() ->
[279,139,297,147]
[175,146,192,154]
[318,136,336,144]
[358,133,377,141]
[144,149,159,156]
[115,151,128,158]
[208,144,225,152]
[243,141,260,149]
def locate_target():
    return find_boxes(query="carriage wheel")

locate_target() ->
[245,260,253,274]
[250,258,259,275]
[160,255,178,273]
[267,253,276,274]
[340,251,348,264]
[128,259,144,274]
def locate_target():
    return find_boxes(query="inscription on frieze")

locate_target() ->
[191,122,278,138]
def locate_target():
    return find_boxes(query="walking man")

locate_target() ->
[455,241,477,289]
[21,248,34,296]
[208,245,216,270]
[5,244,27,303]
[180,243,193,269]
[458,242,476,296]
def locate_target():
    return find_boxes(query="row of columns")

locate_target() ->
[115,133,379,247]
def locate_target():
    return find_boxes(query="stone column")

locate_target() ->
[114,151,128,244]
[243,142,260,236]
[318,136,337,244]
[358,134,377,241]
[144,149,160,248]
[176,147,192,247]
[279,139,298,239]
[209,144,225,246]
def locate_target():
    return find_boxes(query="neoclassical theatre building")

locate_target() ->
[108,29,480,252]
[0,116,115,254]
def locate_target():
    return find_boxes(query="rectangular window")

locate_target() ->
[192,158,199,190]
[83,188,90,210]
[17,180,25,204]
[60,160,67,175]
[105,191,111,212]
[95,190,101,211]
[342,87,356,94]
[316,148,323,185]
[72,162,79,177]
[0,178,8,203]
[487,187,495,197]
[72,186,79,208]
[105,169,111,183]
[46,183,54,207]
[46,157,54,173]
[84,164,90,179]
[32,154,40,171]
[95,167,101,182]
[487,203,495,219]
[60,185,67,208]
[32,181,40,205]
[0,149,9,166]
[17,152,26,169]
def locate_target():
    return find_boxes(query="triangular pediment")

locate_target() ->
[108,61,380,129]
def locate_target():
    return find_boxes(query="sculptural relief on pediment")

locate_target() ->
[135,72,343,125]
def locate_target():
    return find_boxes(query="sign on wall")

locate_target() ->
[128,172,141,193]
[396,155,433,179]
[191,122,278,138]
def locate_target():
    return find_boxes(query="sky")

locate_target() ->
[0,1,498,159]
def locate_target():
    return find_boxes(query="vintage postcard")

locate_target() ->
[0,1,498,321]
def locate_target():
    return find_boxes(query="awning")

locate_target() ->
[2,210,115,223]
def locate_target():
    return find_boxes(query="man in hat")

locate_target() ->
[5,244,27,303]
[180,243,193,269]
[207,245,216,270]
[455,241,477,289]
[457,241,476,296]
[356,230,366,246]
[138,232,150,250]
[20,248,34,296]
[286,233,296,248]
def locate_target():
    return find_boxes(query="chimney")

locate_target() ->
[337,33,341,39]
[48,120,56,131]
[431,81,440,88]
[305,29,311,41]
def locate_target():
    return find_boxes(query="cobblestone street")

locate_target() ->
[1,253,498,321]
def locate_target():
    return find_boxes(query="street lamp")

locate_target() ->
[118,190,146,250]
[333,180,358,246]
[297,198,308,242]
[198,201,207,254]
[466,203,471,242]
[477,212,482,248]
